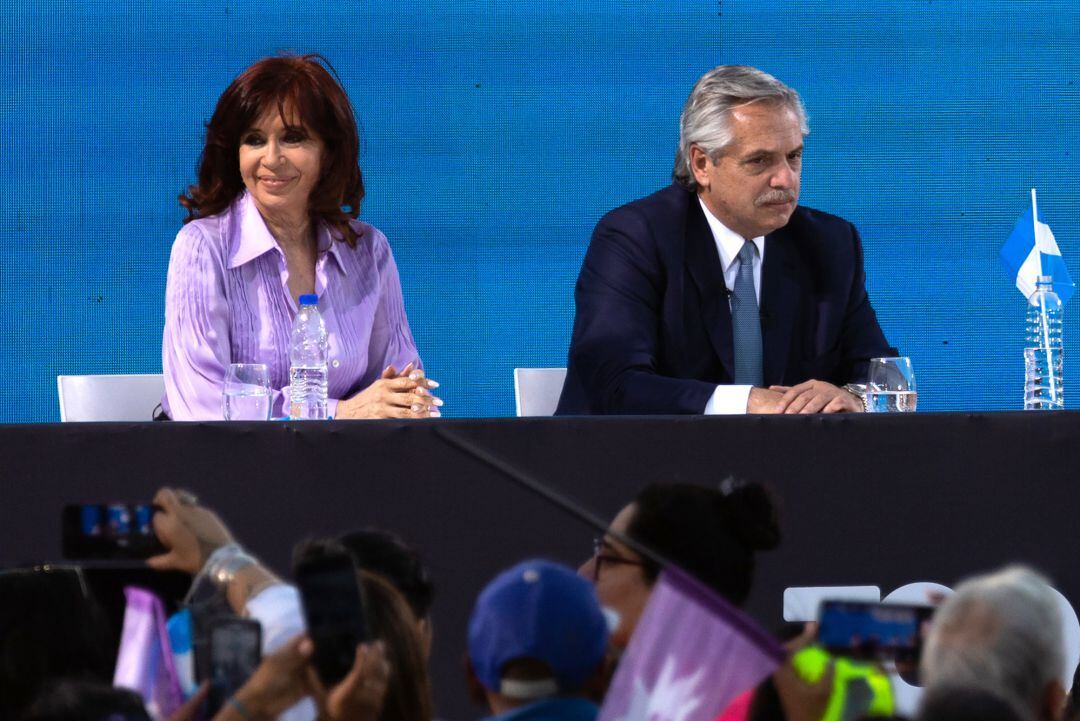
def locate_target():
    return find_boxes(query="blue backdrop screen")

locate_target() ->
[4,1,1079,421]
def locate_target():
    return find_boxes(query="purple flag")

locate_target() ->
[598,568,785,721]
[113,587,183,720]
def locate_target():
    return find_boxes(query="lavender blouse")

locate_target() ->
[162,192,421,420]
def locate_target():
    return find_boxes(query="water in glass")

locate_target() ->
[223,363,271,421]
[865,390,918,413]
[223,390,272,421]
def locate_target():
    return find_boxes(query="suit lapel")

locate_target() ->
[760,225,801,385]
[684,196,735,379]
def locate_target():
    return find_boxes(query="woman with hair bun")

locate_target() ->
[579,479,780,648]
[162,54,441,420]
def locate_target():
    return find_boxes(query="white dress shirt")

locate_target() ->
[697,197,766,415]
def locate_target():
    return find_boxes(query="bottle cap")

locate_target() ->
[299,294,318,306]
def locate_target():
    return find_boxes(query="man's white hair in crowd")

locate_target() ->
[921,565,1066,721]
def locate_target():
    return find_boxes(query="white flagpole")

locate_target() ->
[1033,188,1058,404]
[1032,188,1041,274]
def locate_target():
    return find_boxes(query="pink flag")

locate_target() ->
[599,568,784,721]
[113,586,183,720]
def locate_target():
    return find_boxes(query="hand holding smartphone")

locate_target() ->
[62,503,166,561]
[207,617,263,716]
[295,552,370,687]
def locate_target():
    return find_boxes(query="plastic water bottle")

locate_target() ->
[1024,275,1064,410]
[289,294,329,419]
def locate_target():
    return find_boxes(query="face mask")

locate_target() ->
[601,605,622,634]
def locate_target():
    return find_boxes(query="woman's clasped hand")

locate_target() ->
[335,362,443,420]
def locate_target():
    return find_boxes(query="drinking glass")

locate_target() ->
[222,363,272,421]
[866,357,917,413]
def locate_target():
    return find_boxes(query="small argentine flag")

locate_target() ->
[1000,189,1074,305]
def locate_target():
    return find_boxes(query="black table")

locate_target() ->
[2,413,1078,718]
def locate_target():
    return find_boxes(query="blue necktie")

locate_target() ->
[732,241,763,386]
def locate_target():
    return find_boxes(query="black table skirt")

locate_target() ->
[2,412,1077,717]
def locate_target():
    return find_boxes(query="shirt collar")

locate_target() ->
[321,222,350,276]
[227,192,278,269]
[227,191,348,275]
[697,196,766,273]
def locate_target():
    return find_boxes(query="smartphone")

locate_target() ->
[818,600,933,663]
[61,503,166,561]
[207,617,262,716]
[295,553,369,687]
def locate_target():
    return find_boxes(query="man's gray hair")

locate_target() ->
[921,565,1064,721]
[672,65,809,192]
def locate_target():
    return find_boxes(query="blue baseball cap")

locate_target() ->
[468,559,608,698]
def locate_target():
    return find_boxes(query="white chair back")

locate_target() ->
[513,368,567,417]
[57,374,165,422]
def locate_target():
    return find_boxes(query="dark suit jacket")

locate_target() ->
[556,184,891,415]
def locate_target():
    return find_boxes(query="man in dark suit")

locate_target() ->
[557,65,891,415]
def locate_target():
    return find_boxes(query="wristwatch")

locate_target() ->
[843,383,869,412]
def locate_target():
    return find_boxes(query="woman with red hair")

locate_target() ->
[161,54,441,420]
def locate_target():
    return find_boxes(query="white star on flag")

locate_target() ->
[598,568,783,721]
[614,656,706,721]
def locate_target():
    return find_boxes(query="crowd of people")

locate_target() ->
[2,479,1079,721]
